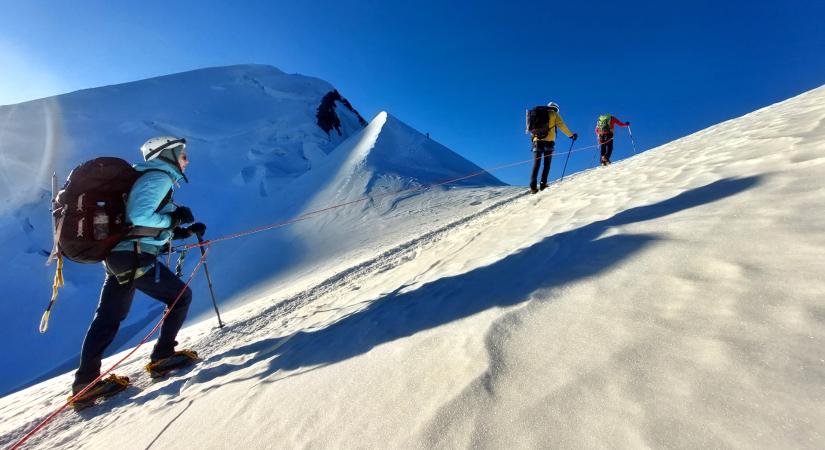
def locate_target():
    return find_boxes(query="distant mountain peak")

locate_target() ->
[304,111,504,210]
[316,89,368,136]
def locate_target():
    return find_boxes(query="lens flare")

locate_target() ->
[0,97,64,215]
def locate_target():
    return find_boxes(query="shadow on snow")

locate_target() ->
[63,175,759,429]
[182,175,761,392]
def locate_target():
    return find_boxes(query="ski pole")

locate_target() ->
[196,233,224,328]
[559,138,576,182]
[628,126,637,154]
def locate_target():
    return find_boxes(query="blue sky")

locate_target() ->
[1,0,824,184]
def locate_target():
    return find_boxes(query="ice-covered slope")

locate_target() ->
[0,65,502,395]
[3,85,824,448]
[288,111,504,258]
[315,111,504,199]
[194,110,505,317]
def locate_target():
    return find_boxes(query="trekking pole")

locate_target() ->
[628,126,638,154]
[196,233,224,328]
[559,138,576,182]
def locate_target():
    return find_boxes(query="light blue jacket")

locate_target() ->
[112,159,185,255]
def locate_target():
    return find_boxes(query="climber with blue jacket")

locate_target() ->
[71,136,205,407]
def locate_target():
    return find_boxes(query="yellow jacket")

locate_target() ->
[531,110,574,143]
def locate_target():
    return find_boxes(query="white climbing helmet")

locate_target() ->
[140,136,186,161]
[547,102,559,112]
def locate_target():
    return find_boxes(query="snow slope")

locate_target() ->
[2,84,824,448]
[0,65,502,395]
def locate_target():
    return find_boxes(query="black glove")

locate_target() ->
[187,222,207,238]
[172,227,192,240]
[572,133,578,141]
[171,222,206,240]
[169,206,194,228]
[626,121,631,126]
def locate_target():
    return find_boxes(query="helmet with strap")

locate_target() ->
[140,136,186,161]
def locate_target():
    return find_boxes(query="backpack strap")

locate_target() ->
[126,226,165,239]
[47,214,66,265]
[130,241,140,284]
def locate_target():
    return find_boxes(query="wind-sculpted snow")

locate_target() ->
[2,83,825,448]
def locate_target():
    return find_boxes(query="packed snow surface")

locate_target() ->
[2,84,825,448]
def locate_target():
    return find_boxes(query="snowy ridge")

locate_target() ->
[2,84,824,448]
[308,111,503,204]
[291,111,505,252]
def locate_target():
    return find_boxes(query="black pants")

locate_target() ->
[74,251,192,390]
[599,133,614,162]
[530,140,555,188]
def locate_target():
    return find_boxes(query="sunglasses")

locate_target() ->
[169,144,188,162]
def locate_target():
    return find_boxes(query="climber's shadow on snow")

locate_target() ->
[195,176,761,387]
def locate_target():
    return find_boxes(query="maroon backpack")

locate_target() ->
[52,157,166,263]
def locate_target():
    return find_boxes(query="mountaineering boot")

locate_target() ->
[69,374,130,411]
[539,182,548,191]
[146,349,200,378]
[529,184,539,194]
[600,156,608,166]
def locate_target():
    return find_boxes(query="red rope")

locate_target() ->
[10,248,211,450]
[12,139,613,447]
[181,142,602,251]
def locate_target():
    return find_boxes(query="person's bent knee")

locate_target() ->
[175,287,193,309]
